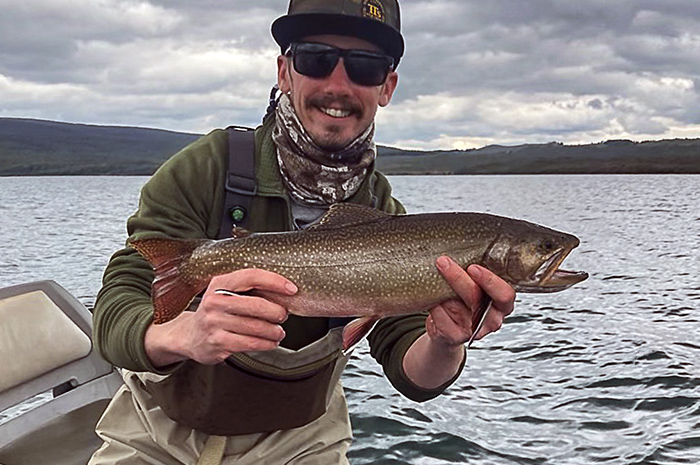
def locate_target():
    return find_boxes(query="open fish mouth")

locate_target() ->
[516,248,588,293]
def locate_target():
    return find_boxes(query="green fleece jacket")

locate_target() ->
[93,115,463,402]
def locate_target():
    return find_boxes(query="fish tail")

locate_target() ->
[129,237,209,324]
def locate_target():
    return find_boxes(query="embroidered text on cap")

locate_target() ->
[362,0,385,22]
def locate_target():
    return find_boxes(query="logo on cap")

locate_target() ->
[362,0,385,23]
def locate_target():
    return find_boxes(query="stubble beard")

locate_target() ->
[305,95,363,152]
[312,125,352,152]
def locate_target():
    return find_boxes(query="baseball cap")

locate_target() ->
[272,0,405,68]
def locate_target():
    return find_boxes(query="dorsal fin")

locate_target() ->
[309,203,394,230]
[231,227,253,239]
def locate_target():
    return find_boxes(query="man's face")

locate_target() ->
[277,34,398,151]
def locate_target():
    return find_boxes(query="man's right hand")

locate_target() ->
[144,269,297,367]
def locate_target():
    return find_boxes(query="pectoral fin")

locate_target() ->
[341,316,380,354]
[467,296,492,349]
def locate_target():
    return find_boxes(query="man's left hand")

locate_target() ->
[401,255,517,390]
[427,256,516,349]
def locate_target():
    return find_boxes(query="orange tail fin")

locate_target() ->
[129,237,210,324]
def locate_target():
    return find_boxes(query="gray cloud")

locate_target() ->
[1,0,698,148]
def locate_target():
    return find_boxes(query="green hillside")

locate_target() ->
[0,118,200,175]
[376,140,700,174]
[1,118,699,175]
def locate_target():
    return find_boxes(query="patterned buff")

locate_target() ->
[272,93,376,205]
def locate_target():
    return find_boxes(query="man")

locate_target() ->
[90,1,516,464]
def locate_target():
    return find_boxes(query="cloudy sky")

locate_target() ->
[1,0,699,150]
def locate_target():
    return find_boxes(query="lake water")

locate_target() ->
[1,175,699,464]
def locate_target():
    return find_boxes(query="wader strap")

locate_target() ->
[218,126,256,238]
[197,435,227,465]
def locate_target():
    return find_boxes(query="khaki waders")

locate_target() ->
[88,371,352,465]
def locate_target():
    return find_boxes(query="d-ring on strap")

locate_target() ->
[197,435,227,465]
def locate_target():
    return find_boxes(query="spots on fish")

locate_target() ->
[180,210,583,307]
[136,207,586,324]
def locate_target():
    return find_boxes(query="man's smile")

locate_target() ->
[308,95,361,121]
[320,107,352,118]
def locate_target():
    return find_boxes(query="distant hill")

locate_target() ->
[1,117,699,175]
[377,139,700,174]
[0,118,200,175]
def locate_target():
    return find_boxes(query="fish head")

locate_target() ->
[482,221,588,293]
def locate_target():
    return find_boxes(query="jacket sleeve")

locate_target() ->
[366,171,465,402]
[93,130,228,372]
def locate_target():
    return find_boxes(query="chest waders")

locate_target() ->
[140,126,352,437]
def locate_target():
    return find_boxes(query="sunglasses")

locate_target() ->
[286,42,395,87]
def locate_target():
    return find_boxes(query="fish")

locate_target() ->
[129,203,588,351]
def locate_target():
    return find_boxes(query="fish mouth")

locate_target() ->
[514,247,588,293]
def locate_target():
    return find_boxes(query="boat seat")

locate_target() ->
[0,281,123,465]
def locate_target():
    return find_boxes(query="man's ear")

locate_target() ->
[277,55,291,93]
[378,71,398,107]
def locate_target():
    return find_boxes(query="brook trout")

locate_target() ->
[130,203,587,350]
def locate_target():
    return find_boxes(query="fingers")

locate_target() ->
[434,256,517,343]
[144,309,285,367]
[428,300,472,346]
[217,313,286,342]
[182,305,287,365]
[466,265,515,340]
[209,292,289,323]
[216,333,282,352]
[468,296,492,344]
[174,268,298,364]
[212,268,298,296]
[205,268,296,323]
[436,256,481,310]
[467,264,516,316]
[433,298,472,332]
[189,326,283,365]
[471,301,500,341]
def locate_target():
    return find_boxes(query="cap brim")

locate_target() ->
[272,13,404,67]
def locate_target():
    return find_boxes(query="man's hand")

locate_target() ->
[144,269,297,367]
[428,256,516,347]
[403,256,516,390]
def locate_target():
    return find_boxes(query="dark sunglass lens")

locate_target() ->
[345,53,392,86]
[293,45,339,78]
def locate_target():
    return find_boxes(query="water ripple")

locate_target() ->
[4,175,700,464]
